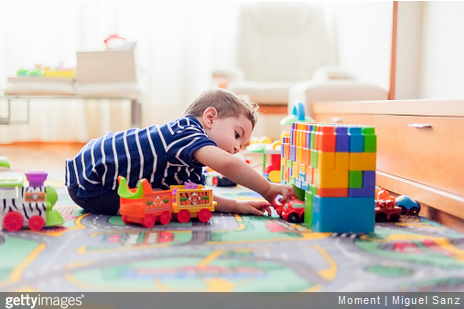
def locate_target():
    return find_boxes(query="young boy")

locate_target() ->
[65,88,294,216]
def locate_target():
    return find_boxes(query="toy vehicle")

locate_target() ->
[395,195,421,216]
[118,176,216,228]
[0,171,64,232]
[280,198,305,223]
[375,199,402,222]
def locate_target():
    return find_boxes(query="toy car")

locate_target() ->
[281,199,305,223]
[395,195,421,216]
[375,199,402,222]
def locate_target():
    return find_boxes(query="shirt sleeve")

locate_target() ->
[167,123,216,167]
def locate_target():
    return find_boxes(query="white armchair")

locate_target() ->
[213,2,387,114]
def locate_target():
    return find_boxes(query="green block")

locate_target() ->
[310,126,317,150]
[280,166,284,182]
[310,150,318,168]
[287,160,293,169]
[294,185,305,201]
[362,127,377,153]
[289,176,295,185]
[349,170,363,188]
[304,191,313,227]
[309,184,317,195]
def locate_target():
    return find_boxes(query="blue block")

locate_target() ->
[295,178,302,189]
[335,126,349,152]
[290,145,296,161]
[348,127,364,153]
[311,195,375,233]
[363,171,376,188]
[348,187,375,197]
[302,181,310,191]
[306,131,311,149]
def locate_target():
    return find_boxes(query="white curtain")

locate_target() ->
[0,1,246,143]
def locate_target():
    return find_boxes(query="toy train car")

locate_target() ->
[0,171,64,232]
[117,176,216,228]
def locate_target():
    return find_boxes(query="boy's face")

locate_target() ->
[206,114,253,154]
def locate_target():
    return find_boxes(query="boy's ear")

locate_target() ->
[202,107,218,129]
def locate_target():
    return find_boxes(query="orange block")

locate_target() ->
[316,125,336,152]
[317,188,349,197]
[302,148,310,166]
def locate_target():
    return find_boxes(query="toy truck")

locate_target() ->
[118,176,216,228]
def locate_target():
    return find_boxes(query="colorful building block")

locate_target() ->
[280,121,377,233]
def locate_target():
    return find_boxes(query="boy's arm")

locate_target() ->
[194,145,294,205]
[214,194,272,216]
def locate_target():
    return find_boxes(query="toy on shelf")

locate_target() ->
[280,121,377,233]
[246,138,281,183]
[395,195,421,216]
[280,102,315,126]
[0,156,10,170]
[0,171,64,232]
[205,171,236,187]
[118,176,216,228]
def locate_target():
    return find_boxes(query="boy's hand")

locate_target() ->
[261,183,295,207]
[235,200,273,216]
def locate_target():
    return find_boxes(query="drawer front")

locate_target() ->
[314,114,372,126]
[374,115,464,196]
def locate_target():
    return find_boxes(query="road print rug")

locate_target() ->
[1,172,464,292]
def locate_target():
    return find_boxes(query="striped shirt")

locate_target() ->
[65,116,216,198]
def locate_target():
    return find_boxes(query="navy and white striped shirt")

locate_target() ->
[65,116,216,198]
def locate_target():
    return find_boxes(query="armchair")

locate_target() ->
[212,2,387,114]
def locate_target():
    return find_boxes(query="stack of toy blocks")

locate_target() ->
[281,122,376,233]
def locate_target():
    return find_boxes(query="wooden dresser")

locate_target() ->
[313,99,464,231]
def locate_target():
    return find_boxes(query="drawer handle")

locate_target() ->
[330,117,342,123]
[407,123,432,129]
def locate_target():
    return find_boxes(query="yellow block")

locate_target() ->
[299,163,306,177]
[317,151,335,170]
[313,169,349,188]
[296,146,303,163]
[349,152,377,171]
[335,152,349,170]
[281,157,286,167]
[292,162,299,178]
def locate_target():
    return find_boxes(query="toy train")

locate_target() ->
[0,171,64,232]
[117,176,216,228]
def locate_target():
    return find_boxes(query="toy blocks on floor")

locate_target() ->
[281,122,377,233]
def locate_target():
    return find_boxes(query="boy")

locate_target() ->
[65,88,294,216]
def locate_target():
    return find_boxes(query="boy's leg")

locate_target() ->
[67,186,120,215]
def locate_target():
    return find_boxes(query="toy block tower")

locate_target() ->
[281,122,376,233]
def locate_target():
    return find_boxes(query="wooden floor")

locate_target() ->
[1,142,85,171]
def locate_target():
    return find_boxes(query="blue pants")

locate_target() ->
[67,186,120,215]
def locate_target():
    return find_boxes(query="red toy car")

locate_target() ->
[375,199,402,222]
[281,199,305,223]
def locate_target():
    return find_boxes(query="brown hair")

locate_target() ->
[183,88,259,128]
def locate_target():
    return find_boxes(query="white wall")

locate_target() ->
[328,2,393,91]
[395,1,464,100]
[420,1,464,99]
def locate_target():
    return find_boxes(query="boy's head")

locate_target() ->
[184,88,259,154]
[183,88,259,129]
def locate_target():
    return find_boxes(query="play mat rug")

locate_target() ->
[1,172,464,292]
